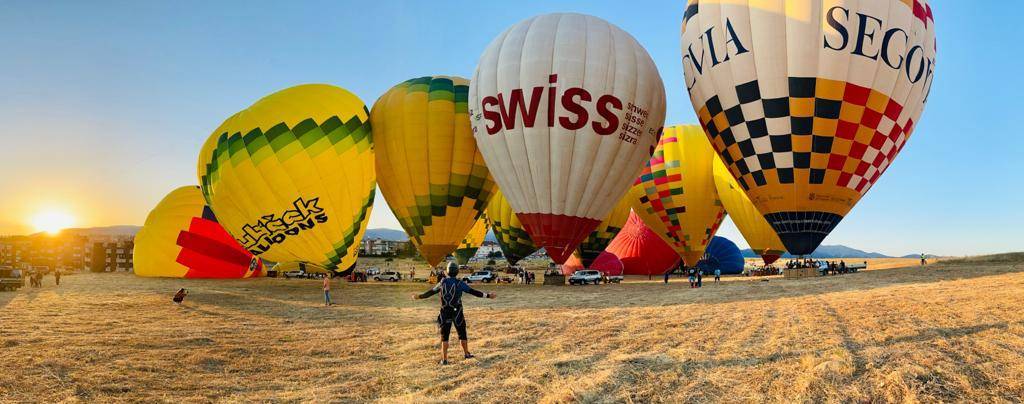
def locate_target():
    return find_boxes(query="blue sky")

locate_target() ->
[0,1,1020,256]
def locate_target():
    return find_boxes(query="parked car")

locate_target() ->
[464,270,497,283]
[283,270,305,279]
[568,270,603,285]
[374,271,402,282]
[604,274,624,283]
[0,267,24,291]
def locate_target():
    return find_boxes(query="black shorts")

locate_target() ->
[438,307,467,342]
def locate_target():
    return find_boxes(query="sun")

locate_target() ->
[30,210,76,235]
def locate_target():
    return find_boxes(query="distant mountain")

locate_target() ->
[363,228,408,241]
[55,225,141,237]
[741,244,891,259]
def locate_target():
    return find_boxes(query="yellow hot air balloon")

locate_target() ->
[453,216,489,265]
[681,0,937,254]
[197,84,375,272]
[134,186,264,278]
[371,76,495,266]
[575,196,631,268]
[713,158,786,265]
[486,189,539,266]
[630,125,726,267]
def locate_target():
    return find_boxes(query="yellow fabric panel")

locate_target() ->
[133,186,202,277]
[371,76,495,266]
[712,158,785,257]
[197,84,375,271]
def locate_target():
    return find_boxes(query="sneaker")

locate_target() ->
[439,359,449,366]
[464,353,475,359]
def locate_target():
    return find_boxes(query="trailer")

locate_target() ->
[0,266,25,291]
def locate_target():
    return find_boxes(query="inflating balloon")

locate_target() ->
[372,76,495,266]
[681,0,936,255]
[134,186,263,278]
[605,212,680,277]
[197,84,376,271]
[697,236,745,275]
[630,125,726,267]
[453,216,489,265]
[470,13,666,264]
[713,157,785,265]
[486,189,539,266]
[575,198,631,269]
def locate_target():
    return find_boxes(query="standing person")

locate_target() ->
[920,253,926,266]
[663,268,670,284]
[412,262,496,365]
[54,270,61,286]
[696,269,703,288]
[688,268,696,288]
[323,274,333,306]
[172,288,188,305]
[714,268,721,284]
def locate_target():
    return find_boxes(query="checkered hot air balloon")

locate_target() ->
[371,76,495,267]
[681,0,937,255]
[469,13,667,264]
[629,125,727,267]
[197,84,376,272]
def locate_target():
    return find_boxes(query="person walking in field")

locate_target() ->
[323,274,333,306]
[172,288,188,304]
[412,262,496,365]
[54,270,61,286]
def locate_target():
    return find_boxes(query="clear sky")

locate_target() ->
[0,1,1020,256]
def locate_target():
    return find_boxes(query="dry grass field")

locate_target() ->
[2,254,1023,403]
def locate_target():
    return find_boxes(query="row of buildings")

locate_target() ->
[0,233,134,272]
[1,232,497,273]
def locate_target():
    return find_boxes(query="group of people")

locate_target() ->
[664,266,722,287]
[785,259,821,269]
[26,269,59,288]
[822,260,851,275]
[517,268,535,284]
[784,259,854,276]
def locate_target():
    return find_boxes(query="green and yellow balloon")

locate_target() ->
[197,84,376,272]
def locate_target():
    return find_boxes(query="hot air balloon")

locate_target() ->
[575,198,631,269]
[630,125,726,267]
[469,13,667,264]
[696,236,745,275]
[371,76,495,266]
[453,216,489,265]
[486,189,539,266]
[605,212,680,277]
[197,84,376,272]
[681,0,937,255]
[134,186,263,278]
[713,157,785,265]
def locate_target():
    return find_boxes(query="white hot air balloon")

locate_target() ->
[469,13,667,264]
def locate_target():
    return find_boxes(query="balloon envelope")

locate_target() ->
[697,236,745,275]
[134,186,263,278]
[713,157,785,265]
[605,212,680,276]
[197,84,376,271]
[630,125,726,267]
[681,0,937,255]
[454,216,489,265]
[470,13,667,264]
[371,76,495,266]
[575,196,631,269]
[486,189,539,266]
